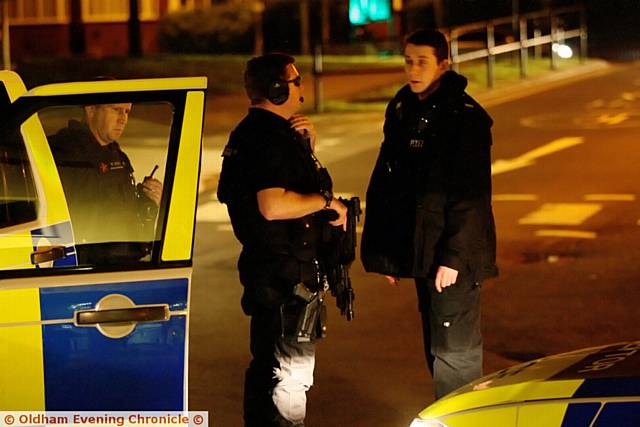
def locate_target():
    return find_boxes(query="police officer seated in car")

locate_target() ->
[217,53,347,427]
[48,100,163,265]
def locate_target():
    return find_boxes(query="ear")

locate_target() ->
[439,58,450,72]
[84,105,95,120]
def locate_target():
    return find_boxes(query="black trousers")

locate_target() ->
[414,278,483,399]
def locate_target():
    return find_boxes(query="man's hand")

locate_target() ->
[384,275,400,286]
[141,177,163,206]
[289,114,317,151]
[327,198,347,231]
[435,265,458,293]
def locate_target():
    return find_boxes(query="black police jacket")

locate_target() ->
[48,121,148,244]
[361,71,498,282]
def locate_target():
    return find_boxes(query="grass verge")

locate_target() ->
[332,56,586,112]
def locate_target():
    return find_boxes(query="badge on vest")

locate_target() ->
[98,160,127,173]
[109,161,126,171]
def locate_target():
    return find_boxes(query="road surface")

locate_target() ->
[189,62,640,426]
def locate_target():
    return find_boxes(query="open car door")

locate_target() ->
[0,72,206,410]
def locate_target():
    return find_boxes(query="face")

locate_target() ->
[85,103,132,145]
[282,63,304,113]
[404,43,449,94]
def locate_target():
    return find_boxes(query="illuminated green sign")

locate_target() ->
[349,0,391,24]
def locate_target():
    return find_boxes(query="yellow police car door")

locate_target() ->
[0,72,205,410]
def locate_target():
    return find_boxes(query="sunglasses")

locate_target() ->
[284,75,302,87]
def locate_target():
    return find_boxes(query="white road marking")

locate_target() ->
[316,137,341,149]
[519,203,602,226]
[607,99,627,109]
[491,137,585,176]
[201,146,223,176]
[196,200,230,223]
[587,99,605,108]
[584,194,636,201]
[597,113,630,125]
[493,194,539,201]
[535,230,597,239]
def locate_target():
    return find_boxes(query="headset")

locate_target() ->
[267,79,289,105]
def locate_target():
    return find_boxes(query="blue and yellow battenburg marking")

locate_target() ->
[0,287,45,409]
[0,277,188,410]
[31,221,77,268]
[418,341,640,426]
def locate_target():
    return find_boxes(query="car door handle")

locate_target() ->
[31,245,66,265]
[75,305,169,325]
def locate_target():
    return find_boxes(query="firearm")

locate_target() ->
[320,196,361,321]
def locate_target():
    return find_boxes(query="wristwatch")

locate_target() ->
[320,189,333,209]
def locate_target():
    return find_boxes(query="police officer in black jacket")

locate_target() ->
[217,53,347,427]
[361,29,498,399]
[49,102,162,264]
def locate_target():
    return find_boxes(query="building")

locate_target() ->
[2,0,237,60]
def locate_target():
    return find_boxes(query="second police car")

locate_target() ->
[410,341,640,426]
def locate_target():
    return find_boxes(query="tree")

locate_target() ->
[129,0,142,57]
[1,0,10,69]
[69,0,85,56]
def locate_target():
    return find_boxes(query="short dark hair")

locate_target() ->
[405,29,449,62]
[244,53,295,105]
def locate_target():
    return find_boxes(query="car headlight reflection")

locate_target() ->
[409,419,448,427]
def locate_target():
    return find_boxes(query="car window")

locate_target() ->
[40,101,173,267]
[0,126,38,228]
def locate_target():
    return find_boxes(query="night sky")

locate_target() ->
[586,0,640,59]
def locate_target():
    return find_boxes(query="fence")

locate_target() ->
[312,5,587,112]
[449,5,587,88]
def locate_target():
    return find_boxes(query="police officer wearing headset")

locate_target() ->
[217,53,347,427]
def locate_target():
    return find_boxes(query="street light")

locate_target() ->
[552,43,573,59]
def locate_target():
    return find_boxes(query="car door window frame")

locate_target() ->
[2,89,200,279]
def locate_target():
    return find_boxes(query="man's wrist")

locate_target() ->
[320,189,333,209]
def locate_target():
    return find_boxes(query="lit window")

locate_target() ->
[167,0,214,12]
[82,0,159,23]
[8,0,69,25]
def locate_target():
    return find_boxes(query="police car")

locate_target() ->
[0,71,206,409]
[410,341,640,426]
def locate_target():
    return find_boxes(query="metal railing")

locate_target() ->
[310,5,587,112]
[448,5,587,87]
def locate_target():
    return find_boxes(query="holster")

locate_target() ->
[280,282,327,343]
